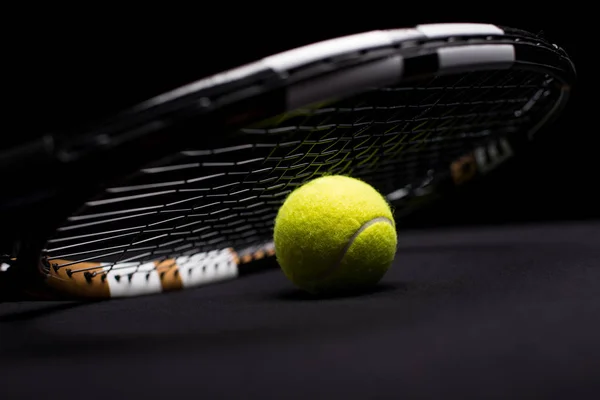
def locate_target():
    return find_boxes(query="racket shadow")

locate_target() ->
[0,301,91,323]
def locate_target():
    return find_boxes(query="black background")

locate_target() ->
[7,7,595,226]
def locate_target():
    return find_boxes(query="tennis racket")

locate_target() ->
[0,23,576,300]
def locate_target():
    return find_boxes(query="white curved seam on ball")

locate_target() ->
[314,216,394,281]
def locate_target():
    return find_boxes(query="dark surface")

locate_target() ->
[2,221,599,399]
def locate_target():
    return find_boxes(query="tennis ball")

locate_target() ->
[273,175,397,295]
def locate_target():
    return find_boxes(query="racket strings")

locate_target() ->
[45,69,558,279]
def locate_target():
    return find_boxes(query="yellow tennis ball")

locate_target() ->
[273,175,397,295]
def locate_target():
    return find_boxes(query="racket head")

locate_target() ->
[3,23,575,299]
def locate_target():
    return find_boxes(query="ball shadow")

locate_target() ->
[272,283,400,301]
